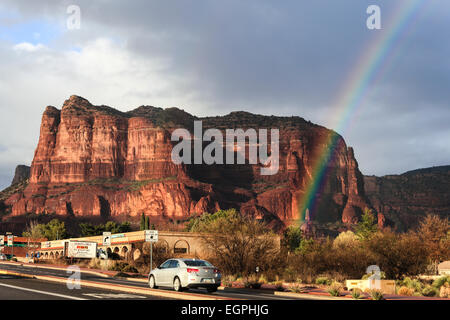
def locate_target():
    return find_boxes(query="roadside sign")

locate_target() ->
[67,241,97,258]
[102,232,111,246]
[7,235,13,246]
[145,230,158,243]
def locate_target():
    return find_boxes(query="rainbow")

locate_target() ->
[296,0,427,224]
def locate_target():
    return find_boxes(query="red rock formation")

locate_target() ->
[4,96,371,227]
[364,166,450,230]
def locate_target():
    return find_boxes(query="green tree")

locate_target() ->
[117,221,131,233]
[39,219,67,240]
[140,213,146,231]
[79,221,132,237]
[283,226,303,252]
[22,220,44,239]
[79,223,104,236]
[145,216,150,230]
[355,209,378,240]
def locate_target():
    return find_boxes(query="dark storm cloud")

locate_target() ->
[0,0,449,189]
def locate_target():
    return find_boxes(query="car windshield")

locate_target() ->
[183,260,212,267]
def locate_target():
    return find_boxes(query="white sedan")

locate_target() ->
[148,258,221,292]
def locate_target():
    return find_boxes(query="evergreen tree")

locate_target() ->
[355,208,378,240]
[145,216,150,230]
[140,212,146,231]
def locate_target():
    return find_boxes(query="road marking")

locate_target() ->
[83,293,147,299]
[0,282,87,300]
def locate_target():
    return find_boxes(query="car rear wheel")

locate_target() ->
[173,277,183,292]
[207,286,218,293]
[149,275,158,289]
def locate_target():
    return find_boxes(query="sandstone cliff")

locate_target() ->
[364,166,450,231]
[2,96,370,228]
[11,165,30,185]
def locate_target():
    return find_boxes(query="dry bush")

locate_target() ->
[418,214,450,274]
[287,238,371,282]
[138,242,172,272]
[440,283,450,298]
[327,282,344,296]
[198,213,281,276]
[397,286,415,296]
[366,231,429,279]
[368,288,384,300]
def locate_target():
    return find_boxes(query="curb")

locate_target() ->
[0,261,110,278]
[274,291,350,300]
[0,269,236,300]
[217,286,350,300]
[0,269,35,279]
[123,277,148,283]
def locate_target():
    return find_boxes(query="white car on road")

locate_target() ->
[148,258,221,292]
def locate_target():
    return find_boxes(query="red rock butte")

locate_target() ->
[4,95,371,229]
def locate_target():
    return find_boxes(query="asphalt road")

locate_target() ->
[0,274,168,300]
[0,262,309,300]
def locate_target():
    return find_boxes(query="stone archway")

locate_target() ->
[174,240,190,254]
[121,246,129,259]
[158,240,169,253]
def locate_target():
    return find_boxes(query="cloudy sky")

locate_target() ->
[0,0,449,189]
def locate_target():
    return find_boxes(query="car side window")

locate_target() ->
[160,260,171,269]
[169,260,179,268]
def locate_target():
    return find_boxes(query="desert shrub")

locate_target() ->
[258,274,269,285]
[122,264,138,273]
[221,275,236,288]
[351,288,362,299]
[368,289,384,300]
[108,261,137,273]
[401,277,423,292]
[315,277,331,285]
[273,281,284,291]
[283,267,298,282]
[422,285,438,297]
[397,286,415,296]
[244,275,262,289]
[432,275,450,289]
[362,271,386,280]
[333,230,359,249]
[327,282,343,297]
[289,283,304,293]
[440,283,450,298]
